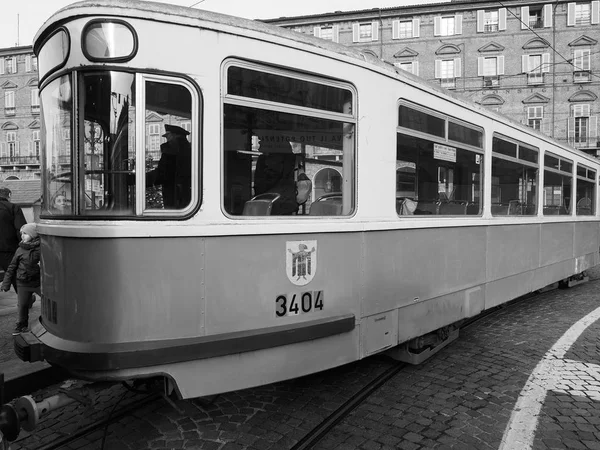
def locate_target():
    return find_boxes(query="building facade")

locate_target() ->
[264,0,600,156]
[0,45,40,181]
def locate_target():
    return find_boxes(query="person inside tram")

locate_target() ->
[146,124,192,209]
[253,133,298,215]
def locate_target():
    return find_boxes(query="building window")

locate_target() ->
[568,104,598,148]
[478,56,504,87]
[4,91,15,115]
[25,55,38,72]
[440,16,455,36]
[576,164,595,215]
[485,11,499,32]
[352,22,379,42]
[573,49,591,82]
[147,123,161,158]
[567,2,600,25]
[314,25,339,43]
[435,58,461,88]
[523,53,550,84]
[5,57,17,74]
[528,106,543,130]
[33,130,40,158]
[392,19,420,39]
[31,88,40,114]
[477,8,507,32]
[434,15,463,36]
[394,61,419,76]
[6,132,17,160]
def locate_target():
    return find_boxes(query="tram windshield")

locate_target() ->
[40,70,195,217]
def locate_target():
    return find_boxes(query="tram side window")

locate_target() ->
[491,136,538,216]
[223,65,355,217]
[396,133,482,216]
[576,164,595,215]
[543,153,572,215]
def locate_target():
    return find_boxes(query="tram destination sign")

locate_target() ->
[434,143,457,163]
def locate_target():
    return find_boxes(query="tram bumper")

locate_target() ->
[14,330,45,363]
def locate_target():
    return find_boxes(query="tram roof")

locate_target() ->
[34,0,599,164]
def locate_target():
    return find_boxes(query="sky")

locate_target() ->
[0,0,444,49]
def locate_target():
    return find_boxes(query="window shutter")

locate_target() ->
[542,53,551,72]
[0,59,4,75]
[455,15,463,34]
[25,55,31,72]
[522,55,529,72]
[567,3,576,26]
[454,58,462,77]
[413,61,419,76]
[435,60,441,78]
[27,142,32,156]
[593,1,600,24]
[543,4,553,27]
[590,116,598,140]
[0,143,5,157]
[521,6,529,29]
[352,23,359,42]
[499,8,507,30]
[568,117,576,143]
[434,16,441,36]
[413,18,420,37]
[477,10,484,32]
[477,57,484,76]
[16,141,20,156]
[372,21,379,41]
[392,20,399,39]
[498,55,505,75]
[313,26,321,38]
[11,57,16,74]
[333,25,339,43]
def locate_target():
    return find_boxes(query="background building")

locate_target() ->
[0,45,40,182]
[264,0,600,157]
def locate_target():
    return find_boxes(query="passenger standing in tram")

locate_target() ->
[1,223,41,335]
[254,133,298,215]
[0,187,27,293]
[146,124,192,209]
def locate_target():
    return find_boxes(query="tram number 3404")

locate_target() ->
[276,290,324,317]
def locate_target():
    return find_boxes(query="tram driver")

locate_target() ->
[146,124,192,209]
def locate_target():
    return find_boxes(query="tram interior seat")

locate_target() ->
[466,202,480,215]
[309,194,343,216]
[242,193,281,216]
[577,197,592,215]
[438,201,467,215]
[414,200,440,215]
[543,205,568,215]
[491,204,509,215]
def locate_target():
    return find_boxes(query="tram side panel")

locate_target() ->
[361,226,487,351]
[202,233,361,368]
[40,235,207,344]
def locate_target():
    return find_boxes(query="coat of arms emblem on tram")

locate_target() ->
[286,240,317,286]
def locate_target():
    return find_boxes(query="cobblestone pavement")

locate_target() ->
[4,268,600,449]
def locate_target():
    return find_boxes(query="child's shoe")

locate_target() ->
[12,324,28,335]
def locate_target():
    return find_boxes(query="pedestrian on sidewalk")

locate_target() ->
[0,187,27,293]
[1,223,41,335]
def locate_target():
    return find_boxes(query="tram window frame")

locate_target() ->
[396,101,484,217]
[81,19,138,63]
[36,28,70,86]
[39,70,201,219]
[491,135,539,216]
[222,60,357,218]
[543,152,573,216]
[575,164,596,215]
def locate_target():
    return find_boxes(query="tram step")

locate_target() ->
[385,328,459,365]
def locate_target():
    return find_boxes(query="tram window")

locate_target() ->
[41,74,75,215]
[144,81,192,211]
[448,121,483,148]
[223,104,354,216]
[491,136,538,216]
[576,164,595,215]
[398,105,445,138]
[227,66,352,114]
[396,133,482,216]
[543,153,572,215]
[82,20,137,61]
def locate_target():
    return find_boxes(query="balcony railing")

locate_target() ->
[0,156,41,165]
[528,18,543,28]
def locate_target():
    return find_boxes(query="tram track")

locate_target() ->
[288,277,596,450]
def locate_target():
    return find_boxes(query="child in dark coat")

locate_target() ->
[1,223,41,335]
